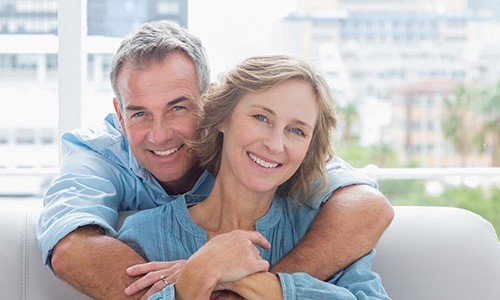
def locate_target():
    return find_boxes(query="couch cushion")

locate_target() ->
[2,199,499,300]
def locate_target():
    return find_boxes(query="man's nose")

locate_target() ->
[148,118,173,144]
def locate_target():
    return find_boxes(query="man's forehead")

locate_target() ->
[117,61,201,102]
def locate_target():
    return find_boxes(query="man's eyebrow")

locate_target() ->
[123,96,191,111]
[124,105,144,111]
[167,96,190,107]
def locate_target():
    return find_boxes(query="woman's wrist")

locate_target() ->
[227,272,282,300]
[174,258,219,299]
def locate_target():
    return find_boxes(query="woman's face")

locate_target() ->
[218,78,319,194]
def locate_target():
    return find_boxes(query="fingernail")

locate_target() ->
[124,287,131,295]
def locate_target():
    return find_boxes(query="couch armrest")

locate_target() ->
[374,206,500,300]
[0,198,91,300]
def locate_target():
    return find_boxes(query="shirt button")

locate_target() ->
[69,186,77,191]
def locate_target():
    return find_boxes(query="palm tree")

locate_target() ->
[370,142,398,167]
[477,82,500,166]
[441,84,477,166]
[337,102,359,144]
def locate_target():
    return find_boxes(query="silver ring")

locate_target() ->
[160,275,169,285]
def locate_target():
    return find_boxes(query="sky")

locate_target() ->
[188,0,298,80]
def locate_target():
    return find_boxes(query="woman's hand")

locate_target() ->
[218,272,282,300]
[191,230,271,283]
[124,260,187,299]
[175,230,271,299]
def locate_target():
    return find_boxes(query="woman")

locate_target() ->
[117,55,389,299]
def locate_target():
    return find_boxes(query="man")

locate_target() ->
[37,20,393,299]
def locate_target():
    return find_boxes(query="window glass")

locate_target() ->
[1,0,499,233]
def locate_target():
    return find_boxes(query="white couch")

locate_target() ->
[2,198,500,300]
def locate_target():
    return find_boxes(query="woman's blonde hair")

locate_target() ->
[190,55,337,204]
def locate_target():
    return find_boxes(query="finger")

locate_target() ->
[125,270,164,296]
[255,258,270,272]
[169,267,184,283]
[127,261,173,276]
[141,279,169,300]
[244,231,271,250]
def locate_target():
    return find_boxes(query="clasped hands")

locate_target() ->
[124,230,280,300]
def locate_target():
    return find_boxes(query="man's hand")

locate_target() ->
[51,225,147,299]
[270,185,394,280]
[124,260,187,299]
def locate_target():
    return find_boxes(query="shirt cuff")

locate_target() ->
[37,213,116,272]
[277,273,296,300]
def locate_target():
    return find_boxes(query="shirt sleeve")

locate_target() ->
[308,156,379,209]
[147,285,176,300]
[278,250,390,300]
[35,132,126,270]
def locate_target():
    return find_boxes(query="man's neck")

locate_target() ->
[160,164,205,195]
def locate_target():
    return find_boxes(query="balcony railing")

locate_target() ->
[1,166,498,198]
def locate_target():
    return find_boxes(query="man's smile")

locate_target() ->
[151,144,184,156]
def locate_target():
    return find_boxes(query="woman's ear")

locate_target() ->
[218,119,228,133]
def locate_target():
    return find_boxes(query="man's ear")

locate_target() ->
[113,98,126,134]
[113,98,123,121]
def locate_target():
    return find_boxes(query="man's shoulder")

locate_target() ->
[63,113,124,148]
[61,113,129,164]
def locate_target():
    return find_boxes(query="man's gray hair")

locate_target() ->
[110,20,211,107]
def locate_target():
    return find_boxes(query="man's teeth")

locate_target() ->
[153,145,182,156]
[248,153,279,168]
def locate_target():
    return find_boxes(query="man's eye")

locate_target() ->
[253,114,268,122]
[131,112,146,118]
[173,106,187,111]
[290,127,305,136]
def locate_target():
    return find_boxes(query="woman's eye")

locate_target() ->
[253,114,268,122]
[291,127,305,136]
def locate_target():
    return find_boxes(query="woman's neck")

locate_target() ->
[189,175,276,238]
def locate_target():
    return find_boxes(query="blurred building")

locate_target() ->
[278,0,500,166]
[0,0,187,169]
[388,81,490,167]
[0,0,187,35]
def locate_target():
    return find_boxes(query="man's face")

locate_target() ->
[114,52,203,194]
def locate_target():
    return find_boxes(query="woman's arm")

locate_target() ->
[228,250,390,300]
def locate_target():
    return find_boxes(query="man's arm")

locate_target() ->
[51,225,147,299]
[269,184,394,280]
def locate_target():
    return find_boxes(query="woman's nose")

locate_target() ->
[263,129,284,153]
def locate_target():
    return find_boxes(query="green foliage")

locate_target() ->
[380,180,500,236]
[442,82,500,166]
[335,142,371,168]
[335,141,400,168]
[441,84,477,166]
[336,103,359,143]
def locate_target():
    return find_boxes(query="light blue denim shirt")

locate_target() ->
[117,195,389,299]
[36,113,378,268]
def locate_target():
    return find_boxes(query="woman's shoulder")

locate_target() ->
[119,197,186,232]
